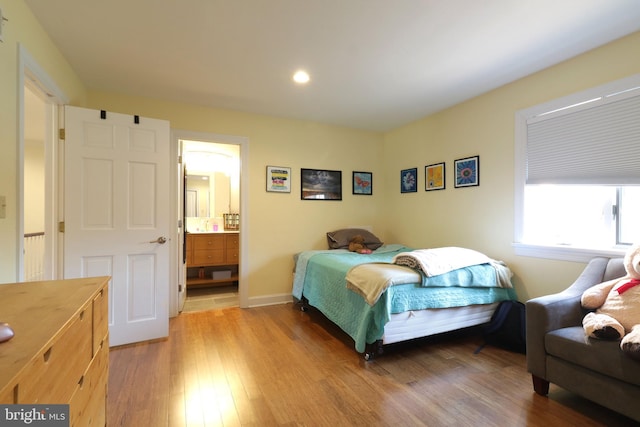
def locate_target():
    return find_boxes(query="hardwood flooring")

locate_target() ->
[108,303,637,426]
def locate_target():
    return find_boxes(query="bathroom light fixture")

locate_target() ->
[292,70,310,84]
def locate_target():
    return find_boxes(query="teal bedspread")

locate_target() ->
[292,245,517,353]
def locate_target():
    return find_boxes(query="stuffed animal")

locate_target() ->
[348,235,372,254]
[581,243,640,359]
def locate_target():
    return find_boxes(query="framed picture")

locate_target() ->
[266,166,291,193]
[301,168,342,200]
[400,168,418,193]
[352,171,372,195]
[425,162,445,191]
[454,155,480,188]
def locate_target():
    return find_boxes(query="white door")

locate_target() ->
[64,106,170,346]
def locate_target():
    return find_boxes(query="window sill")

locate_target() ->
[512,243,627,263]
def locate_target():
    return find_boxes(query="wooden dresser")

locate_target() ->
[0,276,109,426]
[186,232,239,287]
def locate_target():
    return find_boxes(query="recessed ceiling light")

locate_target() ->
[293,70,310,84]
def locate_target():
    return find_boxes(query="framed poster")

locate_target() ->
[266,166,291,193]
[425,162,445,191]
[454,156,479,188]
[400,168,417,193]
[301,168,342,200]
[352,171,372,195]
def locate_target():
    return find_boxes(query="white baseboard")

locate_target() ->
[247,293,293,308]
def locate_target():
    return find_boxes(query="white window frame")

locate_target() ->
[513,74,640,262]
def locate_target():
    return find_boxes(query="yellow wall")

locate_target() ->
[0,0,86,283]
[382,31,640,300]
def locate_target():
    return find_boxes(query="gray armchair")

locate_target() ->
[526,257,640,422]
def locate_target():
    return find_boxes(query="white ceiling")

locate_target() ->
[24,0,640,132]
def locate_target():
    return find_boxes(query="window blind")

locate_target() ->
[526,90,640,185]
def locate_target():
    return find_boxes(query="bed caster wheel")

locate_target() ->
[300,305,308,312]
[364,352,373,361]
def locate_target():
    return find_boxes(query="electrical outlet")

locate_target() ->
[0,196,5,219]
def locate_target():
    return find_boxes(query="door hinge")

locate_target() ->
[178,284,183,292]
[178,155,182,164]
[59,128,65,140]
[58,221,65,233]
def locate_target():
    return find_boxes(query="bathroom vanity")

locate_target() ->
[186,231,239,287]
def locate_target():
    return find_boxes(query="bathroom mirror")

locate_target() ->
[186,172,232,219]
[185,175,210,217]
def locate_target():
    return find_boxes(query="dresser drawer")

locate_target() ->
[226,248,239,263]
[19,305,93,403]
[92,286,108,356]
[226,234,239,249]
[70,338,108,427]
[193,234,224,250]
[192,249,225,265]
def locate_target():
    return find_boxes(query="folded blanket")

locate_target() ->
[346,263,421,305]
[347,260,513,306]
[392,247,493,277]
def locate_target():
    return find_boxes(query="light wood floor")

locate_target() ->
[108,303,637,426]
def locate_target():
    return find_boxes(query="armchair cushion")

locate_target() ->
[546,326,640,386]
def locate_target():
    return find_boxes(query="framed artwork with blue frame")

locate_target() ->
[400,168,417,193]
[454,155,479,188]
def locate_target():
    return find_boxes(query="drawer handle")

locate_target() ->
[43,347,52,362]
[78,375,85,388]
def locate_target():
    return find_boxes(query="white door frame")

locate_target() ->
[17,44,68,281]
[171,129,249,315]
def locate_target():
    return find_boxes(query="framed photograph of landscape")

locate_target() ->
[301,168,342,200]
[352,171,372,195]
[266,165,291,193]
[400,168,418,193]
[425,162,445,191]
[454,155,479,188]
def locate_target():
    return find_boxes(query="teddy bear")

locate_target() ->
[581,242,640,360]
[348,235,372,254]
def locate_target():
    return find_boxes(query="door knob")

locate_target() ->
[150,236,167,244]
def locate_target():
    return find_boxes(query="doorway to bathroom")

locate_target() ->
[177,136,244,313]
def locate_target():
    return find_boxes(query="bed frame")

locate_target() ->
[299,296,499,360]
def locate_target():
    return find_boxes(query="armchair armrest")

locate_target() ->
[526,257,611,379]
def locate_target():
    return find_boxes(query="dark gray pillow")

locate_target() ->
[326,228,383,250]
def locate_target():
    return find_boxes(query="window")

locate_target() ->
[514,74,640,262]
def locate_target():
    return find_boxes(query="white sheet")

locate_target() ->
[382,303,499,345]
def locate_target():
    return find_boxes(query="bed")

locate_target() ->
[292,230,517,360]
